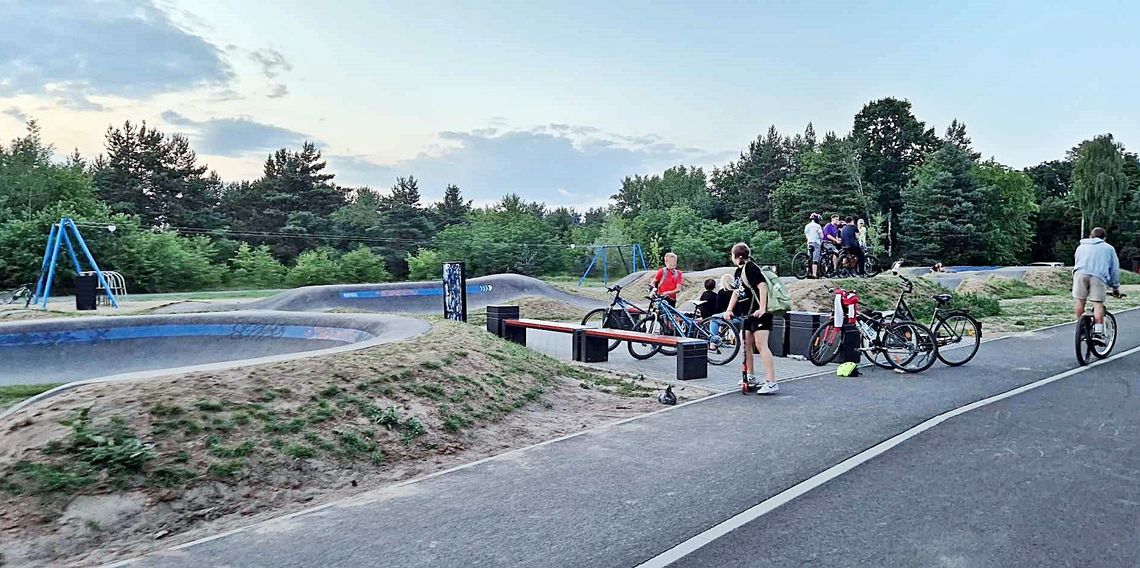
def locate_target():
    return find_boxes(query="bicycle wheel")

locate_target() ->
[934,312,982,366]
[1092,311,1117,359]
[628,315,664,360]
[863,255,882,277]
[581,308,621,352]
[1075,317,1093,366]
[881,321,938,373]
[807,323,842,365]
[791,252,809,280]
[699,316,740,366]
[861,330,894,369]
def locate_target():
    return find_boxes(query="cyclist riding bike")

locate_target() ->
[1072,227,1121,344]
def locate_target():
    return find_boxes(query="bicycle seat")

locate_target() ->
[932,294,952,305]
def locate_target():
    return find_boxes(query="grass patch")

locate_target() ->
[981,278,1056,299]
[282,444,316,459]
[207,460,246,479]
[195,399,225,412]
[0,383,63,411]
[1121,270,1140,286]
[2,408,154,495]
[147,467,197,487]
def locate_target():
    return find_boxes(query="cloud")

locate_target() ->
[161,111,315,157]
[268,84,289,99]
[326,125,731,206]
[250,48,292,79]
[0,1,232,105]
[2,107,28,122]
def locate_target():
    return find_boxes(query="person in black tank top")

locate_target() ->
[723,242,778,394]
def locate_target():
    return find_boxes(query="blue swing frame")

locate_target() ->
[32,218,120,309]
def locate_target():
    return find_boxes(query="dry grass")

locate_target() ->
[0,320,690,567]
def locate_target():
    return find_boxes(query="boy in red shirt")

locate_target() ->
[651,252,683,306]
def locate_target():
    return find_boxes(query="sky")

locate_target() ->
[1,0,1138,208]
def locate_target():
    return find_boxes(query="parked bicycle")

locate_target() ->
[628,289,741,366]
[1074,291,1124,366]
[1,283,33,307]
[580,284,647,352]
[878,262,982,367]
[807,287,939,373]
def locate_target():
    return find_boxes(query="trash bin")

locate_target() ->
[75,274,97,311]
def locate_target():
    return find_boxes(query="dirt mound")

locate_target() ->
[0,321,689,567]
[955,276,997,295]
[1022,268,1072,292]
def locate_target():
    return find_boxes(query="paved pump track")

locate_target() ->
[0,311,429,421]
[155,273,603,314]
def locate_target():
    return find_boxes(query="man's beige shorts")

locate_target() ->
[1072,273,1107,302]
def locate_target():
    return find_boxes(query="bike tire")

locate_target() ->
[1075,317,1093,366]
[861,331,894,369]
[1092,311,1117,359]
[581,308,621,352]
[807,323,842,366]
[628,315,664,360]
[700,316,741,366]
[881,321,938,373]
[933,312,982,366]
[791,252,809,280]
[863,255,882,277]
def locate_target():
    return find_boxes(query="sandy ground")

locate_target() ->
[0,322,706,568]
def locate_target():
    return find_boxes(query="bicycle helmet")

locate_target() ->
[810,213,822,222]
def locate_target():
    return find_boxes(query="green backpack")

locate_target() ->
[759,265,791,314]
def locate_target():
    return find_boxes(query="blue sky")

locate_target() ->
[1,0,1137,207]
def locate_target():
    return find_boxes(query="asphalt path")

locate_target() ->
[118,308,1140,568]
[673,348,1140,568]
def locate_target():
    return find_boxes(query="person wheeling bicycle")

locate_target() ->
[1072,227,1121,344]
[724,243,778,394]
[841,215,865,276]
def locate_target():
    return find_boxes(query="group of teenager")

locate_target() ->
[804,213,868,278]
[650,246,780,395]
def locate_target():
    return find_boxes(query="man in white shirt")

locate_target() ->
[804,213,823,279]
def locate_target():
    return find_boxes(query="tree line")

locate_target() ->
[1,96,1138,293]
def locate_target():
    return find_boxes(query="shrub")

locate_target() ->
[406,248,443,281]
[286,248,341,287]
[229,243,287,288]
[337,245,392,283]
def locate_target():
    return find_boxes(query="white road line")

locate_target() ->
[635,343,1140,568]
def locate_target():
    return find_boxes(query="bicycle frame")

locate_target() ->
[646,294,718,342]
[601,287,645,329]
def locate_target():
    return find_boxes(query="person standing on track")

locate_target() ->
[804,213,824,279]
[724,243,778,394]
[651,252,683,307]
[1073,227,1121,343]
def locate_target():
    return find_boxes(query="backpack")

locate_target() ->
[836,362,859,377]
[759,265,791,314]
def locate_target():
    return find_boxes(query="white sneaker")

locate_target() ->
[756,381,779,395]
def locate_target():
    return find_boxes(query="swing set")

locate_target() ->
[577,243,649,286]
[31,217,120,308]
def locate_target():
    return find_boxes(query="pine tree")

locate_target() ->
[945,119,981,161]
[769,133,874,246]
[709,125,798,224]
[899,144,987,264]
[436,184,472,226]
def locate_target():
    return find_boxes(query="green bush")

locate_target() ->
[1120,270,1140,286]
[406,248,443,281]
[229,243,286,288]
[286,248,341,287]
[337,245,391,283]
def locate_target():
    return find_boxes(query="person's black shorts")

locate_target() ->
[741,312,774,332]
[663,296,677,308]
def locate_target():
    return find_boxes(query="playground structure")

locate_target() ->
[577,243,649,286]
[31,217,119,309]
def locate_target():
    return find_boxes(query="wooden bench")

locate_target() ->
[581,328,707,380]
[487,305,707,381]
